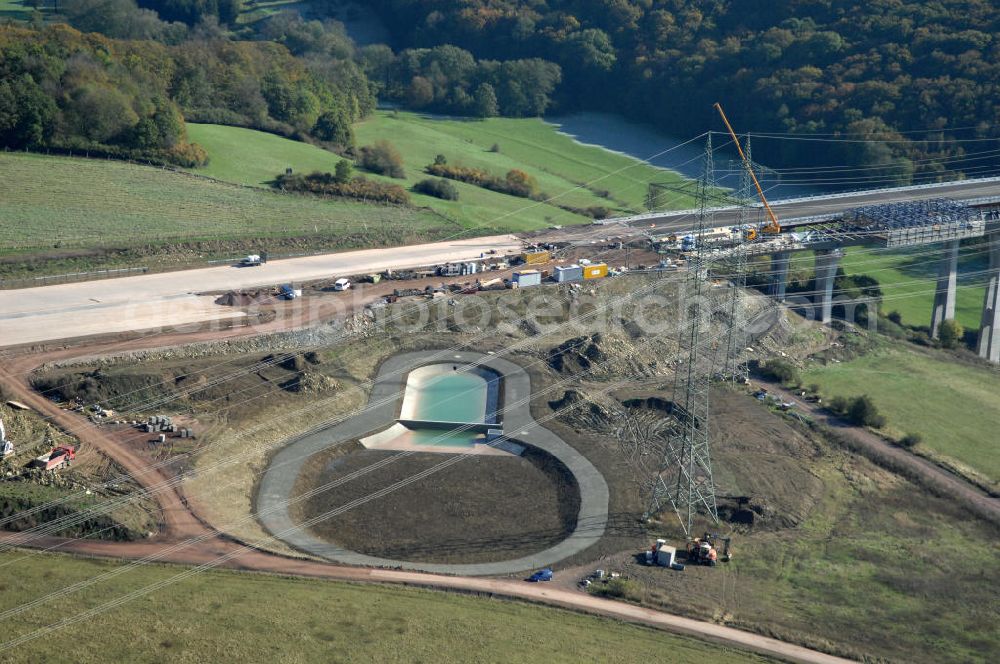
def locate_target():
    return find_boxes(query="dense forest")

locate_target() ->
[366,0,1000,181]
[0,22,371,164]
[361,44,561,117]
[4,1,999,179]
[1,4,569,166]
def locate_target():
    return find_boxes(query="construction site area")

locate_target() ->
[2,122,999,664]
[1,254,996,663]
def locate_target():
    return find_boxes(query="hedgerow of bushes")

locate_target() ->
[275,171,410,205]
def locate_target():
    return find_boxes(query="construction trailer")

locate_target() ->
[583,263,609,279]
[554,264,583,283]
[522,250,551,265]
[512,270,542,288]
[644,539,684,570]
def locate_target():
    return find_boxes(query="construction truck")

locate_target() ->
[31,445,76,471]
[0,418,12,458]
[687,532,732,566]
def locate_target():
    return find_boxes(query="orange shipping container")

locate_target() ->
[522,250,551,265]
[583,263,608,279]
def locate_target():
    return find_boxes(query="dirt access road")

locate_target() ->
[0,532,851,664]
[761,381,1000,524]
[0,235,521,347]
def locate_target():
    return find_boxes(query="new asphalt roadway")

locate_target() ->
[0,235,521,348]
[608,175,1000,230]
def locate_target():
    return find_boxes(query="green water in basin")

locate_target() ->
[408,371,488,423]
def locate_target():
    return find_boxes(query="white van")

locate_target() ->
[333,278,351,291]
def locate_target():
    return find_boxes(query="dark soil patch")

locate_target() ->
[292,445,580,564]
[0,482,153,540]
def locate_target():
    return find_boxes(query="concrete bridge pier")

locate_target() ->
[814,249,843,324]
[977,233,1000,363]
[770,252,790,301]
[930,239,960,338]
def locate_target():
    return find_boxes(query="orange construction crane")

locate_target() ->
[714,103,780,239]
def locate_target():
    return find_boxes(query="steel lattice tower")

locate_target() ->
[722,135,754,384]
[645,134,720,534]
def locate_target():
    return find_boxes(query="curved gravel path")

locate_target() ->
[257,351,610,575]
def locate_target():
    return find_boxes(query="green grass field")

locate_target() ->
[802,346,1000,482]
[840,246,987,331]
[237,0,307,25]
[1,112,692,276]
[0,0,34,20]
[0,151,451,253]
[353,111,683,211]
[187,111,692,231]
[0,552,773,663]
[729,460,1000,663]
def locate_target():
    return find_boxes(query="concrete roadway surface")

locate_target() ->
[0,235,521,348]
[608,176,1000,231]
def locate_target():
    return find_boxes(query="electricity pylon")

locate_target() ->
[722,135,754,384]
[645,133,719,535]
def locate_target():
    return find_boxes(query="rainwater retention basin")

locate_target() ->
[257,350,610,574]
[362,363,502,452]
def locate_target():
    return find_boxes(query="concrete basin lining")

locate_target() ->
[256,350,610,575]
[398,363,501,424]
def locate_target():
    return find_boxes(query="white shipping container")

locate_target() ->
[555,265,583,282]
[512,270,542,287]
[656,545,677,567]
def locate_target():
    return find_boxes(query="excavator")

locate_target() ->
[714,103,781,242]
[687,532,733,566]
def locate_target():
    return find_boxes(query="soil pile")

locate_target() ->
[214,290,271,306]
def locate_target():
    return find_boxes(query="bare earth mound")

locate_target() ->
[291,445,580,564]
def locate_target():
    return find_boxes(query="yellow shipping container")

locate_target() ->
[522,250,551,265]
[583,263,608,279]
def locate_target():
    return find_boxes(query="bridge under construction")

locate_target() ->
[607,176,1000,364]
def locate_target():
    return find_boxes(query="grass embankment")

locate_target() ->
[622,390,1000,663]
[187,110,690,230]
[802,345,1000,484]
[0,151,451,279]
[0,552,774,664]
[725,460,1000,663]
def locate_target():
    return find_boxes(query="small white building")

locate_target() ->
[656,543,676,567]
